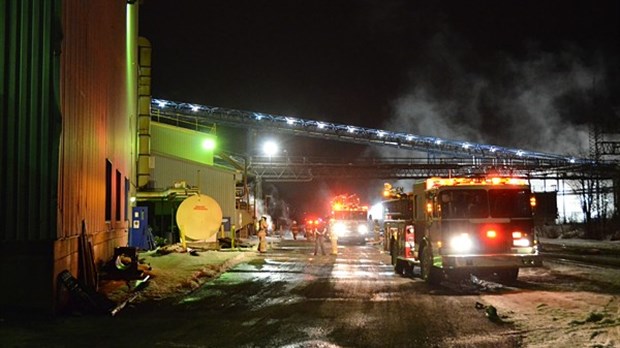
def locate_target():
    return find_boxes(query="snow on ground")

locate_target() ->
[485,290,619,347]
[540,237,620,253]
[100,243,258,303]
[481,261,620,348]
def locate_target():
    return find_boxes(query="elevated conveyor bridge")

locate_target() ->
[151,98,616,181]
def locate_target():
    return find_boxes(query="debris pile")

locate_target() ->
[60,246,152,316]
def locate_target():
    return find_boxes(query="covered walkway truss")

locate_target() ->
[151,98,616,181]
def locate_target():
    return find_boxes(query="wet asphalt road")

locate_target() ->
[1,240,522,348]
[138,240,520,347]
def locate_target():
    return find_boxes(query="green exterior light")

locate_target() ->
[151,122,216,165]
[202,138,216,151]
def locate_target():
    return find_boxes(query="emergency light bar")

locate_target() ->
[330,194,367,211]
[425,177,528,190]
[331,204,368,211]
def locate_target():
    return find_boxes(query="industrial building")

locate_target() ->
[1,1,245,314]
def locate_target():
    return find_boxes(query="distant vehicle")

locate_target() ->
[304,216,325,240]
[383,177,542,284]
[328,194,371,245]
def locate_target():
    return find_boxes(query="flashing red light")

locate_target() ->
[486,230,497,238]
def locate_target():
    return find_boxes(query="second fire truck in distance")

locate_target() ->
[329,194,371,245]
[383,177,542,284]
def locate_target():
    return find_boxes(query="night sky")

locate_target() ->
[139,0,620,218]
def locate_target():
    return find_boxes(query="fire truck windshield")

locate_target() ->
[488,189,533,218]
[439,188,532,219]
[332,210,367,221]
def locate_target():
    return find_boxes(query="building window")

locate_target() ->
[105,160,112,221]
[116,170,122,222]
[125,177,130,222]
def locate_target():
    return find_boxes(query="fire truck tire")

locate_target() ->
[496,268,519,282]
[394,259,405,275]
[421,246,442,285]
[390,240,397,265]
[404,262,414,277]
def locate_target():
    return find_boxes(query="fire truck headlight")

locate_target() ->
[513,238,530,247]
[357,224,368,234]
[333,223,346,236]
[450,233,473,253]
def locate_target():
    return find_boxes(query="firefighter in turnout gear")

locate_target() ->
[329,225,338,255]
[291,220,299,240]
[257,216,268,253]
[314,221,327,256]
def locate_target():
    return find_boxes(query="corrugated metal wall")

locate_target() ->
[58,0,133,240]
[151,153,238,227]
[0,0,62,241]
[0,0,137,313]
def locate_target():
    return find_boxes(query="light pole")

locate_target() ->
[260,140,279,223]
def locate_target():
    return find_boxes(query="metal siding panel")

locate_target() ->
[1,0,136,313]
[151,154,237,225]
[59,0,131,240]
[1,0,61,241]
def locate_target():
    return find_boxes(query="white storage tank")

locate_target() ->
[176,194,223,242]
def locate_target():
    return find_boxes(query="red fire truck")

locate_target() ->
[329,194,371,245]
[383,177,542,284]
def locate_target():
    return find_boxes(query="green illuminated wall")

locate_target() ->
[151,122,215,165]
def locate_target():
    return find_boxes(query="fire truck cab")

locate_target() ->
[385,177,542,284]
[329,194,371,245]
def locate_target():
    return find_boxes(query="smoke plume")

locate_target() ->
[382,32,610,158]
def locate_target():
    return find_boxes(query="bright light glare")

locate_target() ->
[262,141,279,156]
[435,139,442,145]
[202,138,216,150]
[450,233,473,252]
[191,105,199,112]
[368,203,383,221]
[463,143,470,149]
[357,224,369,234]
[513,238,530,247]
[317,122,325,129]
[286,118,295,125]
[377,131,384,137]
[347,127,355,133]
[406,135,413,141]
[157,100,167,108]
[333,222,346,236]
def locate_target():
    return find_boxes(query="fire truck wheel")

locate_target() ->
[421,246,442,285]
[404,263,414,277]
[390,241,397,265]
[495,268,519,282]
[394,259,405,275]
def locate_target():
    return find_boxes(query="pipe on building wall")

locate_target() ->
[136,187,200,202]
[137,37,152,189]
